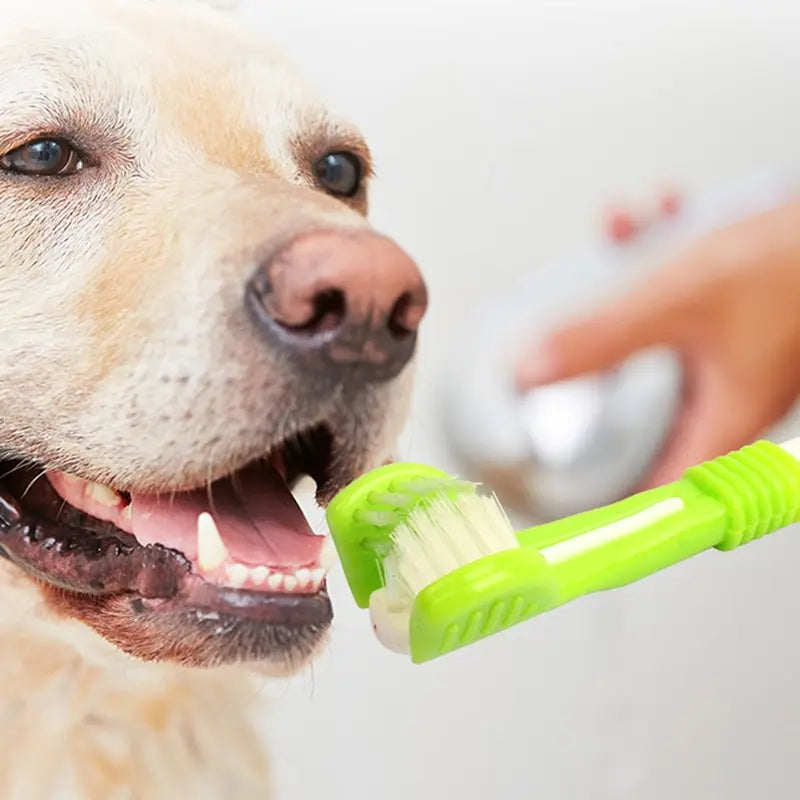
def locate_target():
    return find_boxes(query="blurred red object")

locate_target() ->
[605,209,638,243]
[658,189,682,217]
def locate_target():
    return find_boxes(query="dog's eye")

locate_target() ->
[0,138,85,177]
[313,152,362,197]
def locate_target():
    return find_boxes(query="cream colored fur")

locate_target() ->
[0,561,272,799]
[0,0,405,493]
[0,0,414,796]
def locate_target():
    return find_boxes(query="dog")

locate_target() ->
[0,0,426,796]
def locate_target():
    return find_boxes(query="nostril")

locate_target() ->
[388,292,417,339]
[247,231,426,382]
[291,289,346,335]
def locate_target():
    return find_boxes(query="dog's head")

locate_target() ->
[0,0,426,671]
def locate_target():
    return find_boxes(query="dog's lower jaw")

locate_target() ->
[41,582,332,669]
[0,559,273,800]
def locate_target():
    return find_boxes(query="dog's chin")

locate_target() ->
[40,586,332,671]
[0,423,368,669]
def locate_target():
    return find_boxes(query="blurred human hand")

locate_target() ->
[515,200,800,488]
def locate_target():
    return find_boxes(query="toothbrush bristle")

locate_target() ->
[382,492,519,606]
[354,508,401,528]
[355,477,474,538]
[393,477,474,496]
[368,491,416,508]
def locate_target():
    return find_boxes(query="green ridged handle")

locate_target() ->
[684,441,800,550]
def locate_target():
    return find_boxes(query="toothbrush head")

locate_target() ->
[327,463,560,663]
[369,489,558,662]
[325,462,474,608]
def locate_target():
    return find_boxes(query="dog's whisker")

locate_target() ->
[205,448,219,518]
[307,661,317,700]
[230,470,245,503]
[0,459,38,482]
[21,469,48,500]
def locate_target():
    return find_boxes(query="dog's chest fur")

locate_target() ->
[0,561,272,800]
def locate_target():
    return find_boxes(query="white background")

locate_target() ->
[235,1,800,798]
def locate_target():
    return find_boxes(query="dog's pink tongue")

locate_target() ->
[130,463,323,568]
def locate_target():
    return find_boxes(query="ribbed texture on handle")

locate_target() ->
[683,441,800,550]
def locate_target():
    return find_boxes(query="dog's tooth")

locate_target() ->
[121,504,133,521]
[224,563,248,588]
[319,537,338,570]
[283,574,298,592]
[267,573,284,592]
[250,566,269,586]
[87,482,120,508]
[295,568,311,588]
[310,567,325,587]
[197,513,229,573]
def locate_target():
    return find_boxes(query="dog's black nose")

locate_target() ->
[246,230,427,383]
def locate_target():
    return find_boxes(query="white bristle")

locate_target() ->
[356,509,400,527]
[369,491,519,654]
[370,491,415,507]
[395,478,447,494]
[382,492,518,605]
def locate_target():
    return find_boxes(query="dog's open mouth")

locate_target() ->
[0,425,341,630]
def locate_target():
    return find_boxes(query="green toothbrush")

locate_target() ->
[325,438,800,664]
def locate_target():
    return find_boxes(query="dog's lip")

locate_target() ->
[0,478,336,627]
[0,498,189,597]
[140,574,333,625]
[0,425,346,628]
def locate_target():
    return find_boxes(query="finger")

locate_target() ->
[515,291,686,392]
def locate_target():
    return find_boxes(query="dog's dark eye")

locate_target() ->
[0,138,85,177]
[313,152,362,197]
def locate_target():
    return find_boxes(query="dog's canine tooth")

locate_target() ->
[87,482,121,508]
[121,504,133,521]
[197,512,229,572]
[224,563,248,588]
[250,565,269,586]
[318,536,338,570]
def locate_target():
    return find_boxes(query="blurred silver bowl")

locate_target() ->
[441,170,798,521]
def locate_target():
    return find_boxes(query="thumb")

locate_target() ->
[515,279,687,390]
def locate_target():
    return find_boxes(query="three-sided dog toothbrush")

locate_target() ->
[326,438,800,663]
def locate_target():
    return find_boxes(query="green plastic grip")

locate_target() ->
[684,441,800,550]
[408,441,800,663]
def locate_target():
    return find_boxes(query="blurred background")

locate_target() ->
[234,0,800,797]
